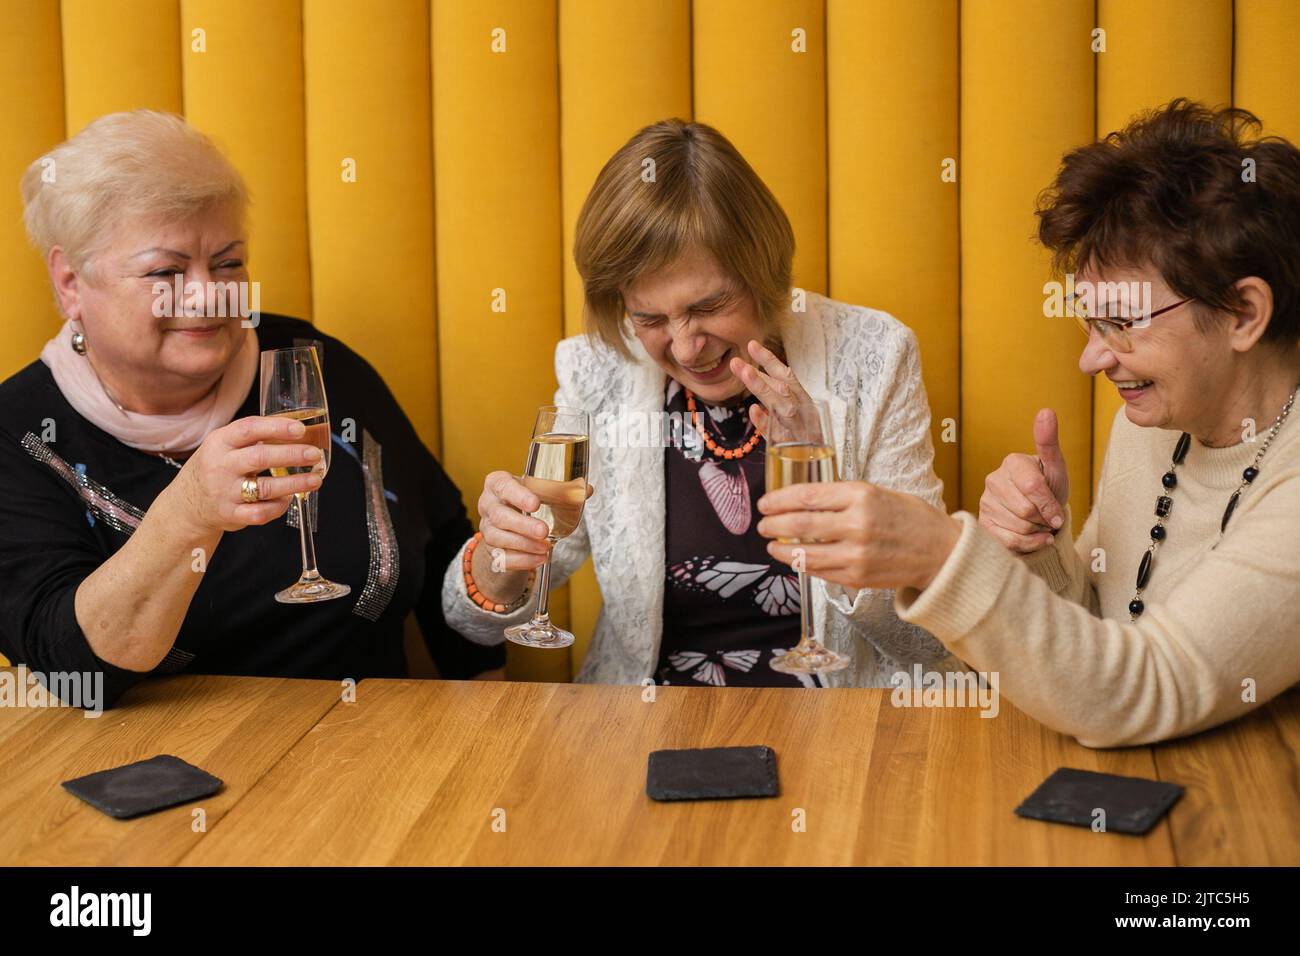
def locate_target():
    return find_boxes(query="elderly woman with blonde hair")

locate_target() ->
[443,119,956,688]
[0,110,502,708]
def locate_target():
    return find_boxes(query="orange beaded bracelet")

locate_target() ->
[463,531,534,614]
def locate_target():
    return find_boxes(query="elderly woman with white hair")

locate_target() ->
[0,110,502,708]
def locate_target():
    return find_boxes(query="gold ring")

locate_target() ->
[240,476,261,504]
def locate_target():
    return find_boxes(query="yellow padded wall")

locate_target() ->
[1,0,64,380]
[559,0,692,340]
[60,0,181,135]
[180,0,312,322]
[0,0,65,669]
[961,0,1095,531]
[1235,0,1300,142]
[827,0,960,514]
[694,0,827,296]
[1092,0,1232,490]
[559,0,693,672]
[302,0,439,452]
[433,0,568,682]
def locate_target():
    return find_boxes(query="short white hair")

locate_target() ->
[20,110,249,278]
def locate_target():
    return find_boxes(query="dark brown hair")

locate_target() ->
[1036,98,1300,346]
[574,119,794,358]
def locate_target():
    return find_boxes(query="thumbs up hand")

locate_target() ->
[978,408,1071,554]
[1032,407,1071,511]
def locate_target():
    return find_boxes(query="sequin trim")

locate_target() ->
[21,432,145,535]
[352,429,400,621]
[285,486,318,532]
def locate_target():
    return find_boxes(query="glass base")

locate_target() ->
[770,641,851,675]
[504,618,575,649]
[275,572,351,604]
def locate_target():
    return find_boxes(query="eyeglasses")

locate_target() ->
[1068,295,1195,353]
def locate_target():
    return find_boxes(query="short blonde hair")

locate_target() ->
[20,110,249,278]
[574,119,794,358]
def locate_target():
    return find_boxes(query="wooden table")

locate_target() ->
[2,669,1297,865]
[0,672,339,866]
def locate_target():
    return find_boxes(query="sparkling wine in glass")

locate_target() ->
[259,346,351,604]
[765,398,850,675]
[504,405,591,649]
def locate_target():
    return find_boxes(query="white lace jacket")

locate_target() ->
[442,292,958,686]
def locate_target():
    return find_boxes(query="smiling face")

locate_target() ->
[621,246,770,404]
[1076,264,1235,435]
[53,200,251,414]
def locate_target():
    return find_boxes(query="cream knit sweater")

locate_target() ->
[896,405,1300,748]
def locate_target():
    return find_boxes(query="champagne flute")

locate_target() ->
[504,405,591,649]
[259,346,351,604]
[765,397,851,675]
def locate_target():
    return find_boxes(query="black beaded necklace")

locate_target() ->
[1129,384,1299,620]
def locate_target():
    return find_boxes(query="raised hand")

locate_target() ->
[728,339,807,430]
[978,408,1071,554]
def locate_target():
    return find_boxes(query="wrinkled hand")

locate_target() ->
[756,480,962,593]
[978,407,1070,554]
[476,470,594,571]
[176,415,325,533]
[728,339,808,433]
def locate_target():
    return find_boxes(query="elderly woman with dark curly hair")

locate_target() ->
[756,99,1300,747]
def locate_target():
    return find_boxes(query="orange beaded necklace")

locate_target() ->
[685,388,762,461]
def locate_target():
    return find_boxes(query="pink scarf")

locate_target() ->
[40,321,260,455]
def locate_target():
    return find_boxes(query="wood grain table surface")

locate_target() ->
[2,669,1296,866]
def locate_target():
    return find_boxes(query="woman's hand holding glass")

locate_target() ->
[500,406,593,648]
[473,471,596,584]
[758,481,962,594]
[174,415,323,533]
[477,471,556,573]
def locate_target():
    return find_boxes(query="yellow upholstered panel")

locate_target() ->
[1235,0,1300,143]
[302,0,438,452]
[559,0,692,340]
[180,0,312,321]
[693,0,827,295]
[1,0,65,384]
[433,0,568,682]
[60,0,181,136]
[1092,0,1233,489]
[827,0,960,513]
[961,0,1095,532]
[558,0,692,672]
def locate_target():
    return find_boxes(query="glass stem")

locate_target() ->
[296,493,320,580]
[797,568,814,648]
[530,543,554,623]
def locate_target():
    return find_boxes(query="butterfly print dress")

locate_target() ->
[656,379,820,688]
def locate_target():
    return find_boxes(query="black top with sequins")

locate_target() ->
[0,313,502,708]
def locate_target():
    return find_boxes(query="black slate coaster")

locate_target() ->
[647,745,779,801]
[62,754,223,819]
[1014,767,1183,835]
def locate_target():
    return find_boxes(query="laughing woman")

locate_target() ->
[753,100,1300,745]
[0,111,503,709]
[442,119,956,688]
